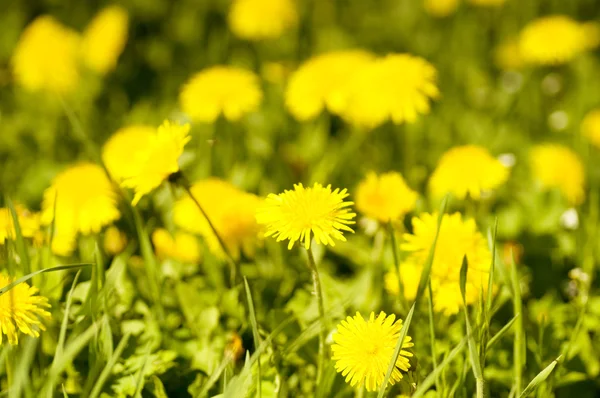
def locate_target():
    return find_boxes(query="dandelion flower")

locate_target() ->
[467,0,505,6]
[342,54,439,129]
[11,16,80,93]
[229,0,297,40]
[0,273,51,345]
[102,125,156,182]
[179,66,262,123]
[581,109,600,149]
[355,172,418,223]
[429,145,509,200]
[423,0,460,18]
[285,50,375,121]
[256,183,356,250]
[81,5,129,74]
[41,163,120,256]
[518,16,599,66]
[103,226,127,255]
[175,178,262,259]
[111,120,191,205]
[152,228,201,263]
[530,144,585,205]
[0,204,40,244]
[494,39,524,70]
[332,312,413,392]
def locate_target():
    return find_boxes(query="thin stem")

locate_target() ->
[476,378,489,398]
[306,245,327,388]
[427,281,441,394]
[388,222,407,312]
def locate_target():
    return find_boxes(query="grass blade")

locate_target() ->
[0,264,91,296]
[509,250,525,395]
[518,357,560,398]
[487,314,519,351]
[243,277,262,398]
[5,197,30,275]
[55,271,82,360]
[88,333,131,398]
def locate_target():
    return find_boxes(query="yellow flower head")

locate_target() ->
[0,204,40,244]
[174,178,262,260]
[0,273,51,345]
[429,145,509,200]
[332,312,414,392]
[518,16,599,66]
[81,5,129,74]
[581,108,600,149]
[342,54,439,129]
[467,0,505,6]
[179,66,263,123]
[152,228,201,263]
[423,0,460,18]
[399,212,491,315]
[41,163,121,256]
[103,226,127,256]
[355,172,418,223]
[104,120,191,205]
[256,183,356,250]
[529,144,585,205]
[228,0,298,40]
[285,50,375,121]
[11,16,80,93]
[494,39,524,70]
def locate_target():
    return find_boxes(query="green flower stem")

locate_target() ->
[388,222,407,312]
[306,245,328,388]
[476,378,489,398]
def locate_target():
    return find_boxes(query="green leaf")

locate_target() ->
[459,255,468,303]
[244,277,262,398]
[88,333,131,398]
[0,263,91,296]
[486,314,519,351]
[518,357,560,398]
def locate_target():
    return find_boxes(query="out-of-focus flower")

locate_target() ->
[424,0,460,18]
[581,109,600,148]
[341,54,439,129]
[152,228,201,263]
[11,16,80,94]
[81,5,129,74]
[502,241,523,266]
[261,62,292,85]
[332,312,413,392]
[518,16,599,66]
[228,0,297,40]
[175,179,262,259]
[467,0,505,6]
[0,204,40,244]
[103,226,127,255]
[285,50,375,121]
[355,172,418,223]
[494,39,524,70]
[256,183,356,250]
[429,145,509,200]
[41,163,121,256]
[529,144,585,205]
[0,273,51,345]
[179,66,262,123]
[103,120,190,205]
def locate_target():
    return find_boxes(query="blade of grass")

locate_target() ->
[486,219,498,316]
[509,250,525,396]
[518,357,560,398]
[427,281,441,393]
[0,264,91,296]
[5,197,30,275]
[87,333,131,398]
[10,338,38,398]
[243,278,262,398]
[487,314,519,351]
[55,271,82,360]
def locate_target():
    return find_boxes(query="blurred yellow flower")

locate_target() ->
[179,66,263,123]
[114,120,191,205]
[41,163,121,256]
[256,183,356,250]
[152,228,201,263]
[424,0,460,18]
[0,204,40,244]
[81,5,129,74]
[175,178,262,259]
[518,16,599,66]
[467,0,505,6]
[530,144,585,205]
[342,54,439,129]
[0,274,51,345]
[11,16,80,93]
[494,39,524,70]
[103,226,127,255]
[332,312,413,392]
[581,109,600,148]
[229,0,298,40]
[355,172,418,223]
[429,145,509,200]
[285,50,375,121]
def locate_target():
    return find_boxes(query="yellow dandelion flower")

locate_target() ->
[355,172,418,223]
[467,0,505,6]
[518,16,598,66]
[529,144,585,205]
[111,120,191,205]
[332,312,414,392]
[285,50,375,121]
[429,145,509,200]
[581,108,600,149]
[152,228,201,263]
[423,0,460,18]
[0,273,51,345]
[41,163,121,256]
[0,204,40,244]
[174,178,262,260]
[494,38,524,70]
[400,212,491,315]
[11,16,80,93]
[179,66,263,123]
[342,54,439,129]
[103,226,127,255]
[81,5,129,74]
[256,183,356,250]
[228,0,297,40]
